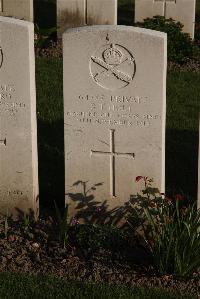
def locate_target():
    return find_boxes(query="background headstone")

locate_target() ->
[0,17,39,217]
[135,0,196,38]
[87,0,117,25]
[0,0,33,22]
[57,0,85,36]
[63,26,167,223]
[135,0,164,21]
[57,0,117,35]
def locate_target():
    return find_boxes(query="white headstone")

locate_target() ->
[57,0,85,36]
[87,0,117,25]
[0,0,33,22]
[135,0,196,39]
[0,17,39,217]
[57,0,117,35]
[135,0,164,20]
[63,26,167,223]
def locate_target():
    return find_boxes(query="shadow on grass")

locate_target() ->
[34,0,56,29]
[166,128,198,200]
[118,0,135,25]
[37,119,64,211]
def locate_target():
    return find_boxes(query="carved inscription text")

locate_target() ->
[66,94,161,128]
[0,84,26,116]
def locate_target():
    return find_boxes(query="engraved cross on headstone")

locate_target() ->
[154,0,176,17]
[85,0,87,24]
[0,0,3,13]
[0,138,6,146]
[90,129,135,198]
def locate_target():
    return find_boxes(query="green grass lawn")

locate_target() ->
[36,58,200,210]
[196,0,200,15]
[166,72,199,198]
[36,58,64,209]
[0,272,194,299]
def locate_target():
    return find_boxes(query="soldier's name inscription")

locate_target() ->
[66,93,161,128]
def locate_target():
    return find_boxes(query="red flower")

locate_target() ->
[175,194,184,201]
[135,176,144,182]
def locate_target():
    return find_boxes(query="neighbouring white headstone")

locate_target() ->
[0,0,33,22]
[57,0,117,35]
[87,0,117,25]
[135,0,196,38]
[57,0,85,36]
[0,17,39,217]
[63,26,167,223]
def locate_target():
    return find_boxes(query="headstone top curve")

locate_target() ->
[63,25,167,40]
[0,16,33,28]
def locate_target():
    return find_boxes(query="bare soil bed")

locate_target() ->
[0,215,199,297]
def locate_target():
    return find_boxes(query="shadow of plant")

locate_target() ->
[67,180,133,229]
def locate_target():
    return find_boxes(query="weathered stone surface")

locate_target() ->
[0,0,33,22]
[165,0,196,39]
[57,0,85,36]
[135,0,164,21]
[135,0,196,38]
[0,17,39,217]
[87,0,117,25]
[57,0,117,35]
[63,26,167,223]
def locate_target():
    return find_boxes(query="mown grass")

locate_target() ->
[0,272,194,299]
[36,58,200,209]
[118,0,135,25]
[196,0,200,15]
[166,72,199,197]
[36,58,64,209]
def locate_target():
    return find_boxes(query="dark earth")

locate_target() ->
[0,208,199,297]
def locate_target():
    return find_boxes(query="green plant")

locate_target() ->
[22,214,31,232]
[75,224,126,253]
[4,213,9,239]
[34,24,57,51]
[127,177,160,238]
[54,202,69,248]
[135,16,200,63]
[129,176,200,278]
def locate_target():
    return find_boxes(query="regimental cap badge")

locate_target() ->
[102,44,123,66]
[90,40,136,91]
